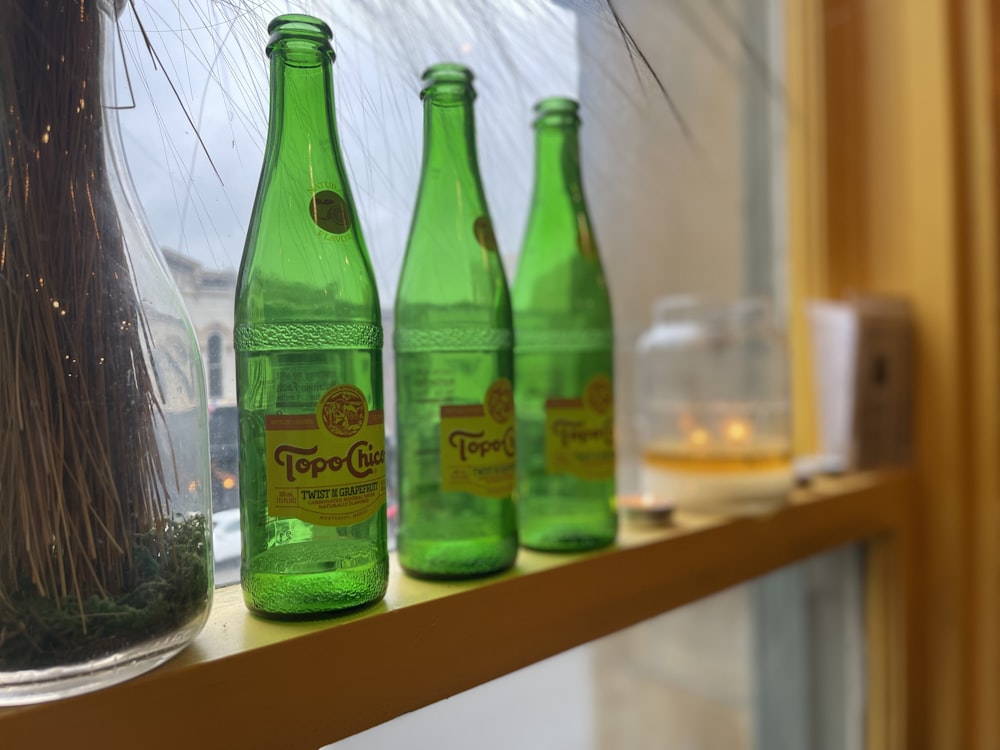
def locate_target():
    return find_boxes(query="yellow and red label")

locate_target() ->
[265,384,386,526]
[440,378,515,498]
[545,374,615,481]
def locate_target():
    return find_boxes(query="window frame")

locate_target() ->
[3,1,996,747]
[788,1,1000,748]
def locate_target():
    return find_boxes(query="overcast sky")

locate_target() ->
[115,1,580,298]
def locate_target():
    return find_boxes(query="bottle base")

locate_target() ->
[243,593,387,621]
[242,573,388,618]
[399,537,517,580]
[518,512,617,553]
[242,540,389,617]
[0,617,206,706]
[520,532,616,553]
[399,564,513,581]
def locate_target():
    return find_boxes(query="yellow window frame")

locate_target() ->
[4,1,999,747]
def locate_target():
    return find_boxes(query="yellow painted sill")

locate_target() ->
[1,471,909,748]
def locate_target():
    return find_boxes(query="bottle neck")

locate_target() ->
[266,48,340,158]
[531,124,585,211]
[418,90,484,193]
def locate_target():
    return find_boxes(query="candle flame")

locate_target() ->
[688,428,710,447]
[724,419,751,443]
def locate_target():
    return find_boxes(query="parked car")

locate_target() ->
[212,507,241,587]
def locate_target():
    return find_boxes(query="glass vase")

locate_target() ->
[0,0,213,704]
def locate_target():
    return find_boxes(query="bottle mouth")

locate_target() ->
[421,62,475,100]
[267,14,335,62]
[533,96,580,127]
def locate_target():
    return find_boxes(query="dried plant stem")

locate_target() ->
[0,1,169,613]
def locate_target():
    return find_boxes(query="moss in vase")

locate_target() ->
[0,516,211,671]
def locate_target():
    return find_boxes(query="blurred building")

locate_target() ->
[163,249,238,409]
[163,250,239,511]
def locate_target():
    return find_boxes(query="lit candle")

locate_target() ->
[723,418,751,444]
[640,415,792,516]
[688,427,711,448]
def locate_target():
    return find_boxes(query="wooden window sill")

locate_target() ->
[0,471,909,748]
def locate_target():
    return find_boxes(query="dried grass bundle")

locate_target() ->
[0,0,177,639]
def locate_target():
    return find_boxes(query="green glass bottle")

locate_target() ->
[234,15,388,616]
[512,97,617,551]
[394,63,518,579]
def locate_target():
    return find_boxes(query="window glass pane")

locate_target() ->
[323,544,864,750]
[207,333,223,398]
[118,0,786,579]
[120,1,580,584]
[575,0,786,493]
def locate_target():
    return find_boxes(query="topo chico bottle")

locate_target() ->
[394,63,518,579]
[234,14,388,616]
[512,97,617,551]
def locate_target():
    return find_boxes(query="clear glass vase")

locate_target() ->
[0,0,213,704]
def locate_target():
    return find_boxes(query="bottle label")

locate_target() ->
[545,374,615,480]
[440,378,515,497]
[473,216,499,252]
[264,384,386,526]
[309,190,352,234]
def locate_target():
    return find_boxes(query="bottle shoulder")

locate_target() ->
[512,248,610,316]
[239,176,378,311]
[235,262,381,328]
[397,226,511,311]
[517,209,603,274]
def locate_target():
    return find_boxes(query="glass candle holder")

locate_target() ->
[635,297,793,515]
